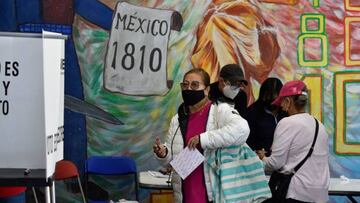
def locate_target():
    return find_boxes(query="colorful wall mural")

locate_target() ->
[0,0,359,202]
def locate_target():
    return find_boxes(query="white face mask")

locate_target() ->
[223,85,240,99]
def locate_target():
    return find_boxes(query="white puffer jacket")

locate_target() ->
[157,102,250,203]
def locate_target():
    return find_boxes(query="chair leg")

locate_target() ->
[32,187,39,203]
[77,176,86,203]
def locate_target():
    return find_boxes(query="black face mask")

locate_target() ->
[182,90,205,106]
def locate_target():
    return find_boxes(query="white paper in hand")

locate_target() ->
[170,147,205,180]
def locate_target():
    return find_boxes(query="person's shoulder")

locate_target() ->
[170,113,179,122]
[176,103,188,119]
[236,89,247,97]
[246,101,262,113]
[234,90,247,101]
[172,113,179,119]
[247,100,261,109]
[277,115,295,125]
[275,117,297,134]
[213,102,240,115]
[278,113,309,126]
[213,101,231,108]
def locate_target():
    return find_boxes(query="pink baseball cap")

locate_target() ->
[272,80,307,106]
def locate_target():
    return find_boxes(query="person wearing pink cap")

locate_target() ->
[257,80,330,203]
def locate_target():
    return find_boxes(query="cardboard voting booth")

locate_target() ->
[0,31,65,190]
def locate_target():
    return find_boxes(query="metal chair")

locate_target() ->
[85,156,139,202]
[54,160,86,203]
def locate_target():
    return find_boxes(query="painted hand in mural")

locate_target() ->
[153,137,167,158]
[191,0,280,102]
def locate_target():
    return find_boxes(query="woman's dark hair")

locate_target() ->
[183,68,210,86]
[291,86,308,111]
[258,77,283,102]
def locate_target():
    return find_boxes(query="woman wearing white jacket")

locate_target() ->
[153,68,250,203]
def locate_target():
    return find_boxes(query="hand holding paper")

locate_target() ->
[170,147,205,180]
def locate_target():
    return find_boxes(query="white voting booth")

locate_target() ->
[0,31,65,203]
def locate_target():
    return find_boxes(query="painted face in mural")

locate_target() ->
[181,73,208,106]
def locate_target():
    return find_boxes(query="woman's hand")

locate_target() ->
[153,137,167,158]
[256,148,267,160]
[187,135,200,150]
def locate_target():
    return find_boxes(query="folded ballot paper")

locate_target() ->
[170,147,205,180]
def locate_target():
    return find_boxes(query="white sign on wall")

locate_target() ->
[0,31,65,178]
[104,1,182,96]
